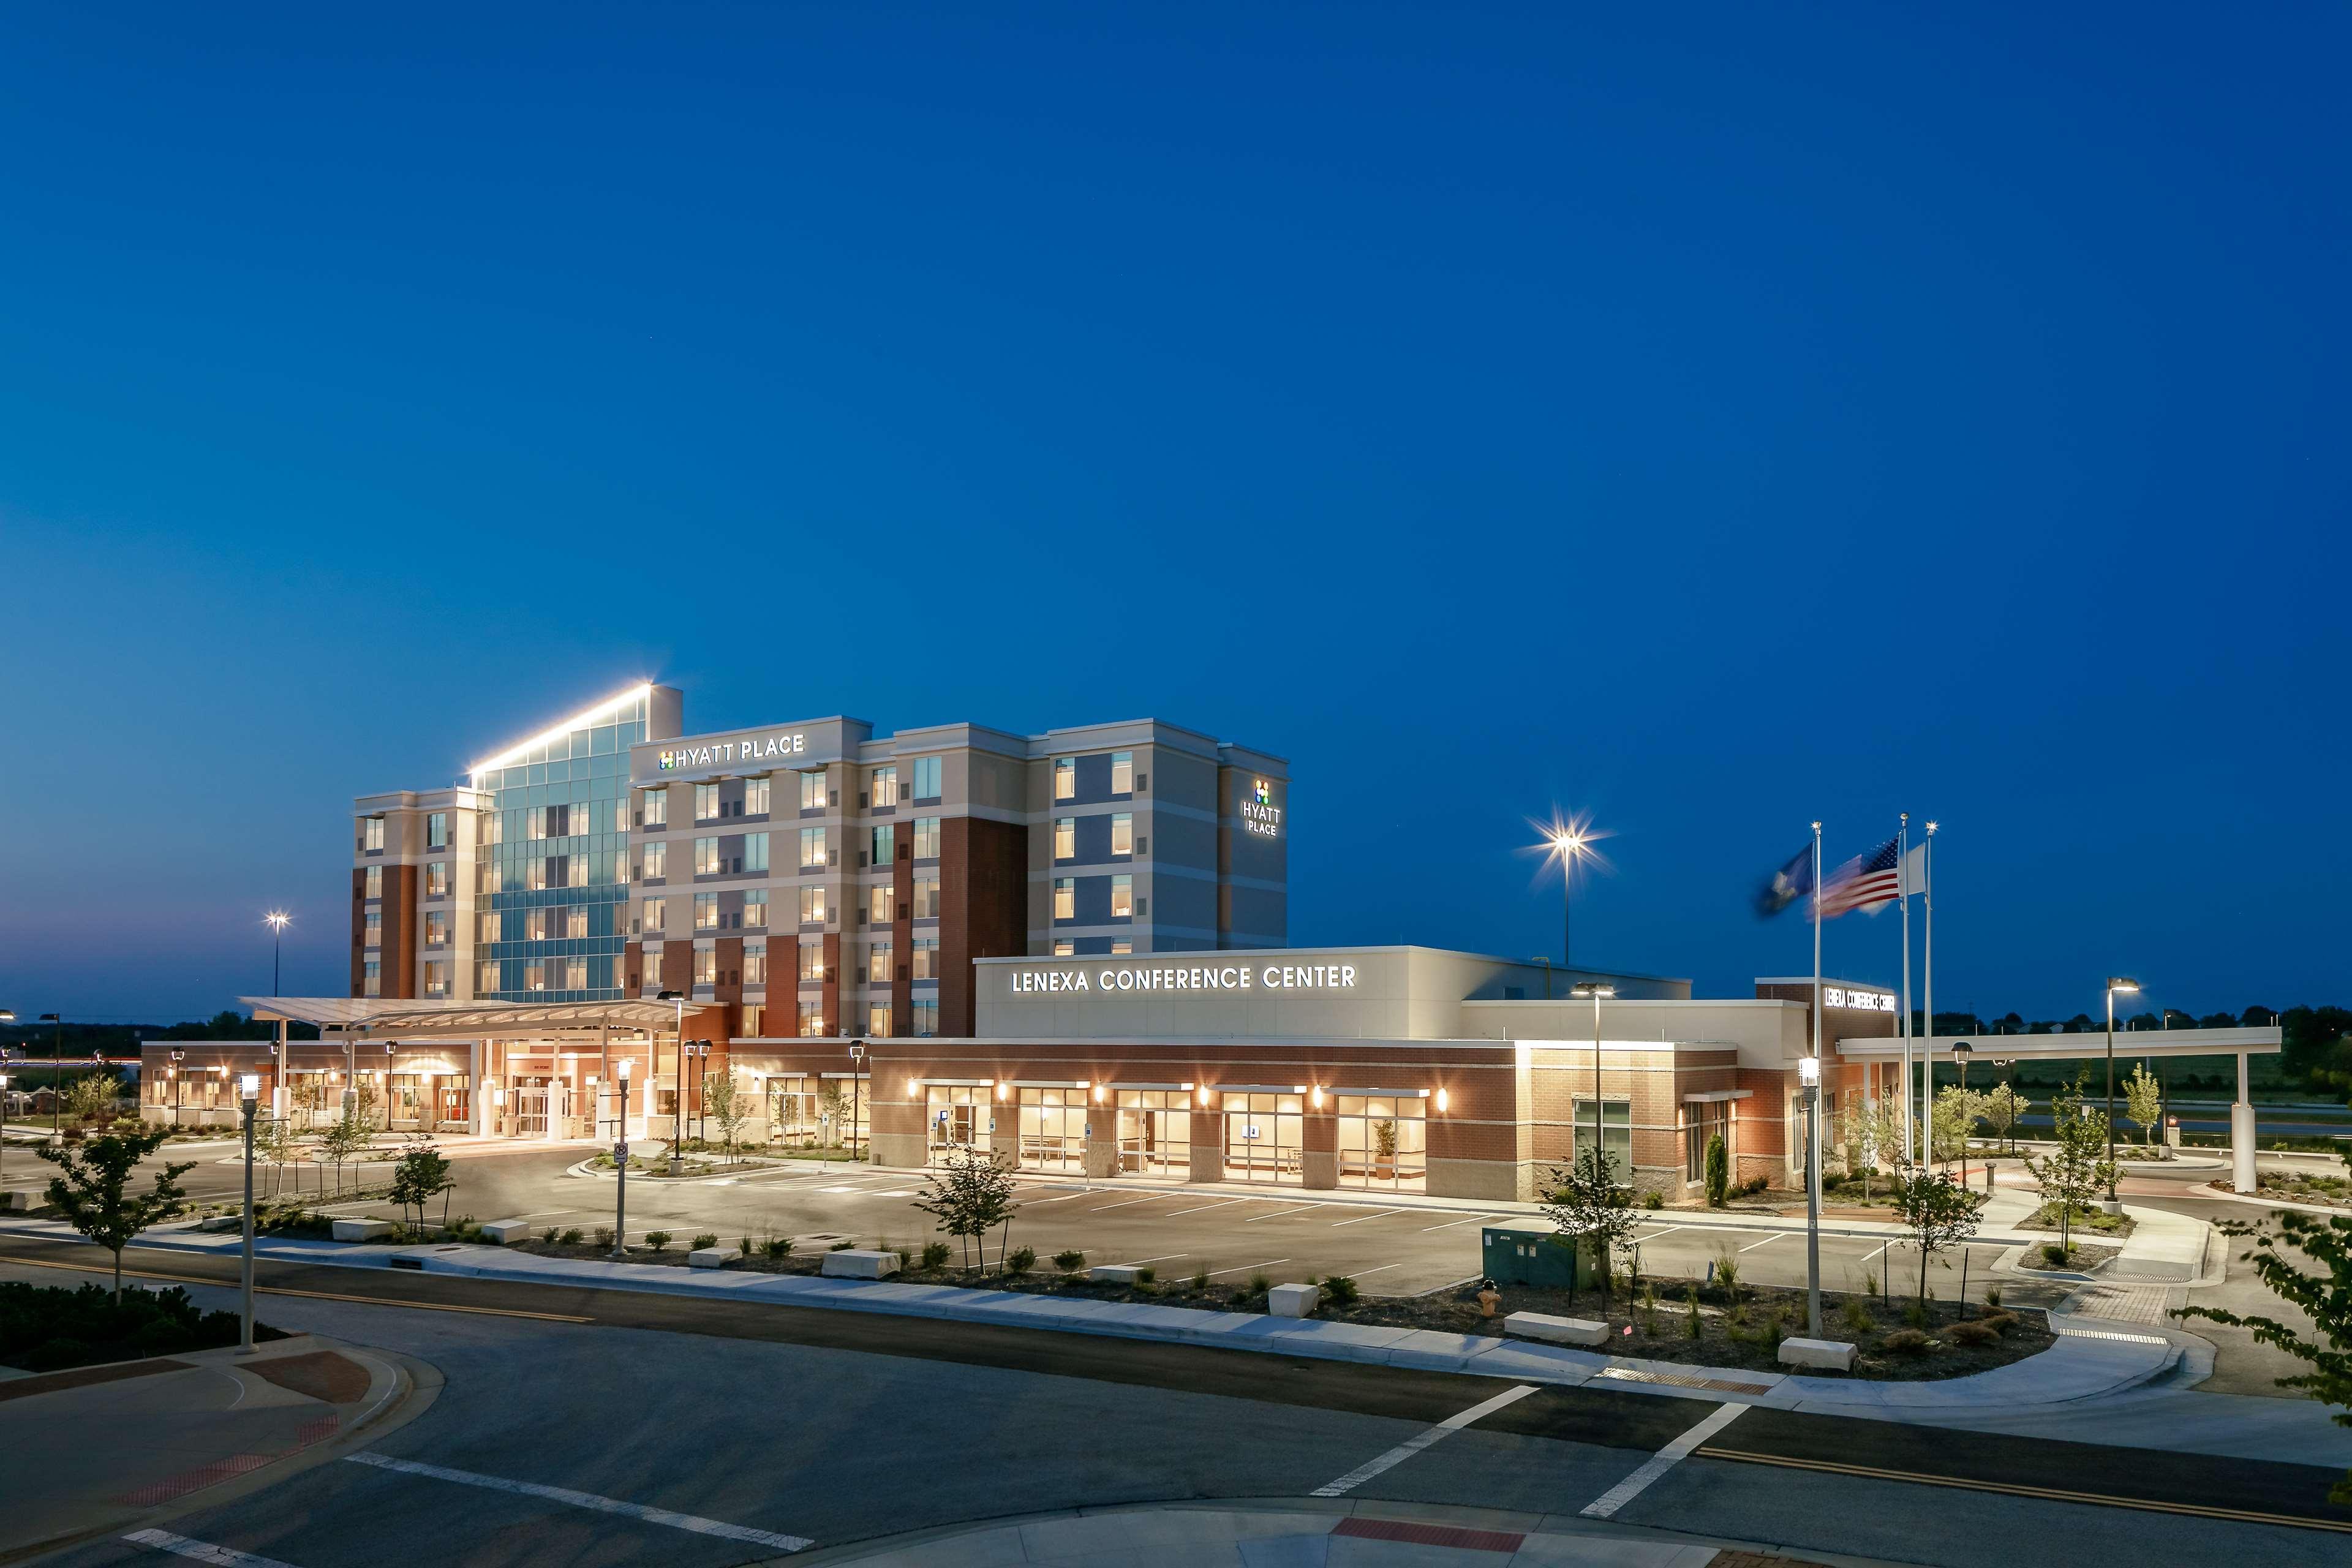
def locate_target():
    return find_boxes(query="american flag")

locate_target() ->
[1817,837,1901,919]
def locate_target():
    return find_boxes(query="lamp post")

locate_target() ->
[238,1072,260,1354]
[170,1050,186,1128]
[611,1058,633,1259]
[40,1014,61,1136]
[1570,982,1616,1180]
[656,989,685,1172]
[1950,1041,1974,1186]
[265,911,290,997]
[2103,978,2139,1211]
[689,1041,712,1145]
[1798,1053,1821,1336]
[848,1040,867,1161]
[1539,824,1596,974]
[0,1007,12,1174]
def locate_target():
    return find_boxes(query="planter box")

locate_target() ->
[820,1249,900,1280]
[1779,1337,1856,1371]
[1088,1264,1145,1286]
[331,1218,394,1242]
[197,1215,242,1233]
[1504,1311,1608,1346]
[688,1245,741,1268]
[478,1219,533,1245]
[1268,1283,1321,1318]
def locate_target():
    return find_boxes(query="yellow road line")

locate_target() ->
[1697,1446,2352,1535]
[0,1252,594,1324]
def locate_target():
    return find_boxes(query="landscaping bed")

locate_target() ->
[2016,1238,2123,1273]
[0,1281,287,1373]
[2016,1200,2135,1240]
[2217,1170,2352,1210]
[582,1151,793,1178]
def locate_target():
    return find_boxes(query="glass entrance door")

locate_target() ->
[1117,1090,1190,1176]
[926,1085,984,1164]
[1336,1095,1427,1191]
[1223,1092,1302,1182]
[1017,1087,1085,1172]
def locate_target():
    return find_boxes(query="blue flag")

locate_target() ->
[1755,842,1813,919]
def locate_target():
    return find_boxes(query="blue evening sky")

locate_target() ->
[2,5,2341,1023]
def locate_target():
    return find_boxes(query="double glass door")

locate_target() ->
[1117,1090,1190,1176]
[1018,1087,1086,1172]
[1336,1095,1427,1190]
[1223,1092,1302,1182]
[926,1085,985,1163]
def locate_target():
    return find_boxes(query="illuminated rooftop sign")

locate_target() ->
[1008,961,1355,996]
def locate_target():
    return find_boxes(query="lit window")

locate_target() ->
[1110,939,1131,956]
[526,961,548,992]
[1110,874,1133,919]
[364,865,383,900]
[643,941,664,985]
[1110,813,1133,856]
[913,937,937,980]
[798,885,829,924]
[483,811,504,845]
[478,959,500,993]
[363,960,381,997]
[868,1002,891,1037]
[868,939,892,983]
[695,947,717,986]
[1053,878,1074,921]
[744,941,767,984]
[565,907,588,939]
[912,997,938,1036]
[614,798,630,832]
[424,912,447,946]
[798,1001,825,1036]
[1054,757,1075,800]
[912,755,942,800]
[800,827,828,868]
[426,861,450,898]
[913,876,940,918]
[1112,752,1133,794]
[695,837,721,876]
[745,776,771,815]
[870,884,894,924]
[361,816,385,853]
[568,855,588,888]
[913,816,941,858]
[1054,818,1076,859]
[870,824,894,865]
[799,938,825,981]
[564,957,588,990]
[527,810,547,842]
[744,890,767,927]
[696,783,719,821]
[741,1003,764,1035]
[745,832,769,873]
[363,911,382,948]
[480,911,503,943]
[800,770,827,812]
[428,812,449,848]
[1053,939,1074,957]
[641,842,668,880]
[870,766,899,809]
[639,898,665,935]
[483,860,503,894]
[526,908,549,941]
[695,893,718,930]
[643,787,668,827]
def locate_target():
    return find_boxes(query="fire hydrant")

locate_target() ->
[1476,1278,1500,1319]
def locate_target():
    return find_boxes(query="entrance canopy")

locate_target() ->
[1835,1025,2280,1061]
[243,995,682,1041]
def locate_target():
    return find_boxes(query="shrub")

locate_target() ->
[1684,1285,1703,1338]
[1841,1298,1874,1335]
[1052,1250,1086,1273]
[646,1231,672,1253]
[1980,1310,2018,1335]
[764,1237,793,1261]
[1006,1246,1036,1276]
[2040,1242,2073,1267]
[1643,1191,1664,1211]
[1904,1300,1929,1330]
[1322,1273,1359,1306]
[1638,1282,1658,1334]
[593,1227,614,1248]
[1134,1266,1156,1285]
[1985,1285,2002,1310]
[1705,1134,1728,1207]
[1882,1328,1932,1355]
[739,1236,755,1257]
[1947,1321,1999,1346]
[830,1240,856,1251]
[560,1227,584,1246]
[1248,1272,1272,1297]
[540,1226,558,1245]
[692,1233,719,1252]
[1711,1253,1741,1302]
[920,1241,952,1271]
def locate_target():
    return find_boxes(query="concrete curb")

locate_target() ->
[2184,1182,2352,1217]
[1,1218,2177,1416]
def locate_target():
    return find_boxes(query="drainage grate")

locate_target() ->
[1593,1366,1771,1396]
[2057,1325,2168,1346]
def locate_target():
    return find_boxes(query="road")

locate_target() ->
[1,1232,2346,1568]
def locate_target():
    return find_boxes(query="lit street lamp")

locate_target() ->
[611,1057,633,1259]
[1799,1053,1822,1337]
[265,911,291,997]
[2103,978,2139,1211]
[1537,821,1599,974]
[848,1039,867,1161]
[238,1072,261,1354]
[1570,982,1615,1179]
[1950,1040,1974,1186]
[657,990,685,1173]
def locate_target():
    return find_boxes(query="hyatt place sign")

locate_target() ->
[1009,962,1358,996]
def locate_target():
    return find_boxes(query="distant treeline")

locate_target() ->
[0,1011,323,1079]
[1915,1005,2351,1096]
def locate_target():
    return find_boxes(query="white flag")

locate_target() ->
[1900,840,1928,897]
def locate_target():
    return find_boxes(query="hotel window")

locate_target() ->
[614,798,630,832]
[527,809,547,842]
[913,875,940,918]
[1112,752,1133,794]
[484,860,503,894]
[1110,812,1133,856]
[1110,939,1132,956]
[694,947,717,986]
[868,1002,891,1037]
[639,897,665,936]
[744,941,767,984]
[745,832,769,873]
[799,937,825,981]
[798,1001,826,1036]
[480,911,503,943]
[800,770,828,811]
[362,816,385,852]
[798,885,828,924]
[643,786,668,827]
[696,783,719,821]
[913,816,941,859]
[911,997,939,1036]
[912,937,938,980]
[526,908,550,941]
[428,812,449,848]
[424,911,448,946]
[364,911,382,948]
[867,938,892,983]
[870,884,895,925]
[744,889,767,927]
[1110,874,1134,919]
[695,837,721,876]
[484,810,503,845]
[570,854,589,888]
[642,842,667,879]
[1052,878,1074,920]
[1053,939,1074,957]
[745,775,771,815]
[526,961,548,992]
[911,755,942,801]
[426,861,450,898]
[799,827,829,868]
[564,957,589,990]
[741,1003,764,1036]
[1054,818,1076,860]
[526,854,546,889]
[643,941,663,984]
[1053,757,1075,801]
[477,959,500,993]
[869,824,894,866]
[564,907,589,939]
[364,865,382,900]
[870,766,899,809]
[364,960,381,996]
[694,892,718,930]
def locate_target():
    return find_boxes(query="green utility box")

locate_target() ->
[1481,1226,1580,1291]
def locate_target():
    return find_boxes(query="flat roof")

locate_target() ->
[1835,1027,2279,1060]
[242,997,681,1036]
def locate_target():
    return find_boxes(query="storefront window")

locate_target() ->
[1223,1091,1303,1182]
[1018,1087,1086,1172]
[1570,1098,1633,1183]
[1117,1089,1189,1176]
[1336,1095,1426,1191]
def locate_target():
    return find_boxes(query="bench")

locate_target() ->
[1503,1311,1610,1346]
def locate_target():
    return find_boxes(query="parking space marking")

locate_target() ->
[1635,1225,1687,1243]
[1346,1262,1407,1278]
[1859,1240,1893,1265]
[1163,1197,1257,1217]
[1118,1253,1189,1267]
[1308,1383,1539,1498]
[1330,1208,1412,1227]
[1580,1401,1747,1519]
[345,1452,813,1551]
[1204,1257,1289,1277]
[124,1529,304,1567]
[1020,1189,1098,1204]
[1244,1204,1325,1223]
[1736,1232,1788,1254]
[1087,1196,1172,1213]
[1422,1213,1512,1232]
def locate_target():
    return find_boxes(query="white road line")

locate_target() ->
[1245,1204,1325,1223]
[1020,1189,1098,1205]
[1330,1208,1411,1227]
[1420,1213,1511,1232]
[345,1453,812,1551]
[1204,1257,1289,1277]
[1635,1225,1687,1243]
[1085,1196,1170,1213]
[1163,1197,1257,1217]
[1859,1240,1893,1264]
[123,1530,303,1567]
[1308,1384,1539,1498]
[1580,1401,1747,1519]
[1736,1232,1788,1254]
[1117,1253,1189,1267]
[1345,1262,1407,1277]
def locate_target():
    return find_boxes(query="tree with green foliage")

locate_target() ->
[2177,1210,2352,1504]
[2120,1063,2164,1148]
[913,1149,1022,1273]
[388,1140,456,1230]
[1981,1082,2027,1153]
[315,1106,372,1195]
[35,1127,195,1298]
[255,1114,300,1199]
[1542,1147,1643,1303]
[1703,1133,1728,1208]
[1930,1085,1988,1169]
[1887,1162,1986,1313]
[706,1069,748,1162]
[2023,1077,2115,1254]
[65,1072,123,1128]
[1837,1095,1901,1200]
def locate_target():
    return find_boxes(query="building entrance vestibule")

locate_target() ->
[1117,1090,1189,1176]
[925,1085,986,1163]
[1223,1091,1302,1182]
[1017,1087,1086,1172]
[1336,1095,1426,1191]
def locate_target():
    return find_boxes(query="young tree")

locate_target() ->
[315,1106,372,1196]
[1888,1163,1986,1314]
[1930,1085,1988,1169]
[2023,1078,2115,1254]
[1541,1147,1643,1304]
[2121,1063,2163,1148]
[913,1149,1022,1273]
[35,1126,195,1298]
[816,1083,849,1149]
[255,1114,299,1199]
[67,1072,124,1129]
[1703,1133,1729,1208]
[1981,1082,2027,1153]
[389,1142,455,1230]
[289,1078,325,1132]
[1838,1096,1902,1200]
[2177,1211,2352,1503]
[706,1069,748,1163]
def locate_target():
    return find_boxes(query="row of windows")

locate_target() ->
[1054,750,1136,799]
[1054,938,1134,957]
[639,756,948,827]
[1052,813,1136,859]
[1052,874,1137,921]
[638,935,940,984]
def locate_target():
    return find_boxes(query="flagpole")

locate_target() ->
[1811,820,1823,1054]
[1924,820,1937,1169]
[1898,811,1912,1163]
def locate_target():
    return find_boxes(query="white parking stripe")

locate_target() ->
[124,1529,303,1567]
[1204,1257,1289,1276]
[1020,1189,1097,1204]
[1344,1262,1406,1277]
[1635,1225,1687,1243]
[1244,1204,1325,1223]
[1330,1208,1411,1227]
[1308,1384,1539,1497]
[1117,1253,1189,1267]
[1085,1196,1170,1212]
[345,1452,813,1551]
[1163,1197,1257,1217]
[1736,1232,1787,1254]
[1580,1401,1747,1519]
[1859,1240,1893,1264]
[1422,1213,1512,1232]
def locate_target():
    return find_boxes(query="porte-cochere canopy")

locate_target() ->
[242,995,685,1038]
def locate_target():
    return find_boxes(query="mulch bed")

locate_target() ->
[2015,1240,2123,1273]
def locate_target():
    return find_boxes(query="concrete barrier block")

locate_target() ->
[1504,1311,1609,1346]
[1,1190,44,1213]
[1088,1264,1145,1286]
[1779,1337,1857,1371]
[688,1245,741,1268]
[1268,1283,1321,1318]
[197,1214,242,1233]
[331,1218,394,1242]
[478,1219,533,1245]
[820,1248,900,1280]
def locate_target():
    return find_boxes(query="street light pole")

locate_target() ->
[266,911,290,998]
[41,1014,61,1136]
[238,1072,260,1354]
[611,1057,633,1259]
[1540,824,1593,975]
[2103,977,2139,1211]
[1571,983,1616,1178]
[656,990,684,1174]
[1799,1052,1821,1336]
[1950,1041,1974,1186]
[848,1040,867,1161]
